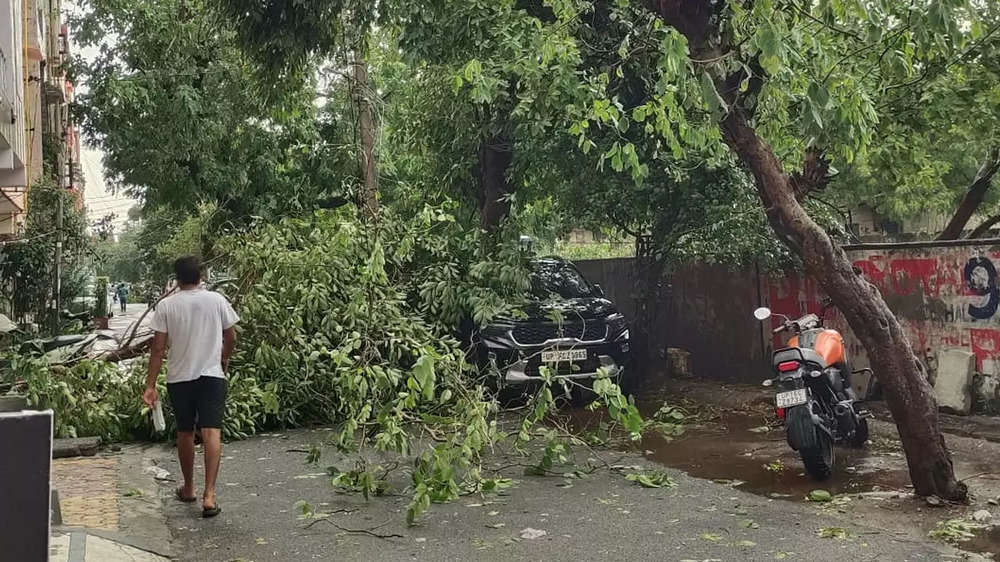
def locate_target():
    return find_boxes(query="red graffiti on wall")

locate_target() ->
[970,328,1000,372]
[766,275,825,347]
[852,258,887,290]
[888,258,939,296]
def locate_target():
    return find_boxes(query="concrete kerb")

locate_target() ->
[53,526,171,560]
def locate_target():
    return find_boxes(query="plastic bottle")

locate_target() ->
[152,399,166,432]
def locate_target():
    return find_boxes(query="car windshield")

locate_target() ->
[531,262,593,299]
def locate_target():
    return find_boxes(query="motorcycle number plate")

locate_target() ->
[776,388,808,408]
[541,349,587,363]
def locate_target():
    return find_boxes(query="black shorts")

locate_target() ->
[167,377,227,431]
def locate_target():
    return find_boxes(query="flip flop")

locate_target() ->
[202,504,222,518]
[175,487,197,503]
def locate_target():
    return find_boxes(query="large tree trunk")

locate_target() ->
[477,134,514,233]
[647,0,967,501]
[720,109,966,501]
[936,147,1000,240]
[351,49,379,219]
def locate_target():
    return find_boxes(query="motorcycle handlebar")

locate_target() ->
[772,324,787,334]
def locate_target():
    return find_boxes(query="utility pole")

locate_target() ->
[52,192,62,333]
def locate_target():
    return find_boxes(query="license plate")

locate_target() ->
[541,349,588,363]
[776,388,808,408]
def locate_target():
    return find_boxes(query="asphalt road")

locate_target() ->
[148,428,963,562]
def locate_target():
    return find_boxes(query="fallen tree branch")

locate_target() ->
[309,516,403,538]
[120,287,177,350]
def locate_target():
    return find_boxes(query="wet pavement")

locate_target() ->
[140,426,962,561]
[564,400,1000,556]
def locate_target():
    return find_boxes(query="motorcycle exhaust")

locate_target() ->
[834,402,856,435]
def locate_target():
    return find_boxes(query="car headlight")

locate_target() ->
[607,314,628,340]
[480,324,513,339]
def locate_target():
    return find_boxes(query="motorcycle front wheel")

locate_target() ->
[800,430,834,480]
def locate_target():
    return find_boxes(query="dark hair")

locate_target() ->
[174,256,202,285]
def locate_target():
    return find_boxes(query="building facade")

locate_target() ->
[0,0,80,237]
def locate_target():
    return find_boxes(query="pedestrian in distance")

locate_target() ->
[143,256,239,518]
[116,283,129,313]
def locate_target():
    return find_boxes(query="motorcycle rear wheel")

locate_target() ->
[849,417,870,448]
[800,430,834,480]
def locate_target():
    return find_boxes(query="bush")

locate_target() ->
[5,356,158,441]
[95,277,109,318]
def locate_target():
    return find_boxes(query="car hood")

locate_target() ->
[515,297,619,322]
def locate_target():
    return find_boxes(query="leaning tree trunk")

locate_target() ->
[969,214,1000,239]
[477,133,514,233]
[351,49,379,219]
[645,0,967,504]
[720,108,967,501]
[936,146,1000,240]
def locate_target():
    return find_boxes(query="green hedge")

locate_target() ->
[95,277,109,317]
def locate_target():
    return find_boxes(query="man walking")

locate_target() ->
[143,257,239,518]
[116,283,129,313]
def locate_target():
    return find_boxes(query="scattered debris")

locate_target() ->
[928,519,983,544]
[740,519,760,529]
[625,470,676,489]
[700,532,724,542]
[816,527,850,539]
[807,490,833,503]
[142,466,171,481]
[924,495,944,507]
[519,528,547,540]
[748,426,771,434]
[763,460,786,473]
[971,510,993,523]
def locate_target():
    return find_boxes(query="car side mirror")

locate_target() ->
[593,284,606,298]
[753,307,772,321]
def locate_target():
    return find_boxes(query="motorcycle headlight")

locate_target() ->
[607,314,628,340]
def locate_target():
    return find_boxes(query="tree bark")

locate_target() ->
[351,49,379,219]
[647,0,967,501]
[720,108,966,501]
[969,214,1000,239]
[936,146,1000,240]
[477,134,514,233]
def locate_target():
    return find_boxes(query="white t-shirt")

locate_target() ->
[150,287,240,383]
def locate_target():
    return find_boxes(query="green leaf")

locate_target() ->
[757,22,782,60]
[807,82,831,110]
[807,489,833,502]
[699,71,728,117]
[463,59,482,82]
[413,354,436,402]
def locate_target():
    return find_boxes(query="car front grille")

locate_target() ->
[511,321,607,345]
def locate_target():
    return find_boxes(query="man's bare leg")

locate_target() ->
[202,428,222,508]
[176,430,196,498]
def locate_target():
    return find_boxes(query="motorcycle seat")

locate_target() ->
[773,347,827,369]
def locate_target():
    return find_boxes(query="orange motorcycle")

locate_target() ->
[753,302,872,480]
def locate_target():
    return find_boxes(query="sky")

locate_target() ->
[65,1,137,234]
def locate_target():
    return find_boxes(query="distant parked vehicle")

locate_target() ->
[471,257,631,401]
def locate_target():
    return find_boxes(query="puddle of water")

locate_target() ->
[964,526,1000,555]
[566,407,913,499]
